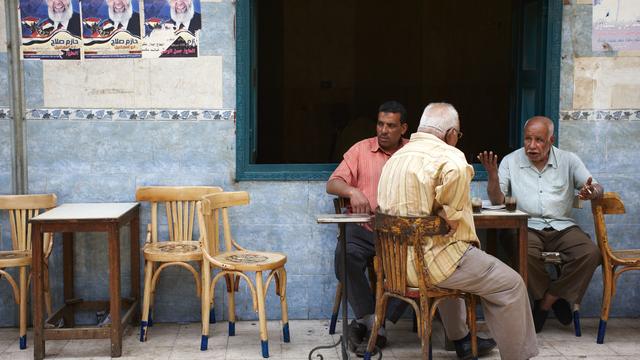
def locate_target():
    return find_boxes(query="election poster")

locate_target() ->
[19,0,82,59]
[142,0,201,58]
[82,0,142,58]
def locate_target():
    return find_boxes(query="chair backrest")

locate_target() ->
[374,211,449,294]
[198,191,250,256]
[591,192,625,261]
[0,194,57,252]
[135,186,223,242]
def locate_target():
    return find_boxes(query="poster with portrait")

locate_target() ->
[142,0,201,58]
[19,0,82,59]
[81,0,142,58]
[593,0,640,51]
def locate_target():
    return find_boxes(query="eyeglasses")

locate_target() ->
[446,128,463,140]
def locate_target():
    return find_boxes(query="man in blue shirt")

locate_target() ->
[478,116,603,333]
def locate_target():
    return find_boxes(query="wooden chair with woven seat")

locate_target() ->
[135,186,222,343]
[363,211,478,360]
[197,191,290,358]
[0,194,57,349]
[328,197,376,335]
[591,192,640,344]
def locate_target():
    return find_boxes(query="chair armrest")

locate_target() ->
[231,238,246,251]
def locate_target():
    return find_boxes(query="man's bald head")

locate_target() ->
[523,116,555,169]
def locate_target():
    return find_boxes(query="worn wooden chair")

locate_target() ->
[591,192,640,344]
[328,197,376,335]
[197,191,289,358]
[364,211,478,360]
[0,194,57,349]
[135,186,222,343]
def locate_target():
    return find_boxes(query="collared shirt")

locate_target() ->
[378,132,479,285]
[499,146,594,230]
[329,137,409,229]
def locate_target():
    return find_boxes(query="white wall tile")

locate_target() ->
[573,56,640,109]
[43,55,222,108]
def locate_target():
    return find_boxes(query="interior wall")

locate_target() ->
[257,0,514,164]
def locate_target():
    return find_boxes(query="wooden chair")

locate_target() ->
[591,192,640,344]
[328,197,376,335]
[0,194,56,349]
[364,211,478,360]
[197,191,289,358]
[135,186,222,343]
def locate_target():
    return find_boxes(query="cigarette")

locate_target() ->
[586,188,593,195]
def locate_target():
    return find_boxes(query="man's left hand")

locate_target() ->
[578,177,597,200]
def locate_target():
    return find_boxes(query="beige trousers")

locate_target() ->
[436,246,538,360]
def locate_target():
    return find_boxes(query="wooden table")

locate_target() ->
[313,213,372,360]
[30,203,140,359]
[473,209,529,284]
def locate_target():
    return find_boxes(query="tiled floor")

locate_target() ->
[0,317,638,359]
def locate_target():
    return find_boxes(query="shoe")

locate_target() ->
[354,334,386,358]
[552,298,573,325]
[453,332,497,360]
[347,320,366,352]
[532,299,549,333]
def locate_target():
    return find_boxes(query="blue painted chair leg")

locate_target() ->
[261,340,269,358]
[139,321,148,342]
[363,351,371,360]
[597,319,607,344]
[148,312,153,327]
[209,308,216,324]
[228,321,235,336]
[200,335,208,351]
[573,310,581,337]
[19,335,27,350]
[282,322,290,343]
[329,313,338,335]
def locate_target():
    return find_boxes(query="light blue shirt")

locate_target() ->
[498,146,593,230]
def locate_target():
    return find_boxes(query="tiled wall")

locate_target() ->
[1,0,639,330]
[559,1,640,317]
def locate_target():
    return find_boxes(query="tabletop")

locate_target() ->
[316,213,373,223]
[31,202,139,221]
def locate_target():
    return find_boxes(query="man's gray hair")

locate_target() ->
[417,102,459,135]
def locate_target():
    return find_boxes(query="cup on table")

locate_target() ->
[505,196,517,212]
[471,197,482,214]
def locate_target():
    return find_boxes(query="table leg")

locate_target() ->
[108,225,122,357]
[130,214,140,323]
[32,223,45,360]
[340,233,349,359]
[518,221,528,285]
[63,232,75,327]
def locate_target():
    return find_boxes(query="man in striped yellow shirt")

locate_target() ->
[378,103,538,360]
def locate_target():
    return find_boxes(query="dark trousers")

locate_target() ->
[334,223,407,321]
[527,226,601,304]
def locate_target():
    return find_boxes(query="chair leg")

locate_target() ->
[140,260,154,342]
[465,295,478,360]
[364,294,388,360]
[201,261,210,351]
[226,274,236,336]
[573,303,581,337]
[19,266,28,350]
[255,271,269,358]
[421,298,432,360]
[329,282,342,335]
[278,268,290,343]
[598,267,614,344]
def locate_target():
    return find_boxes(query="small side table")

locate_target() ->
[30,203,140,359]
[312,213,373,360]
